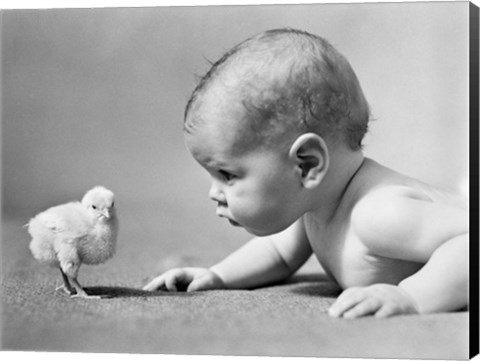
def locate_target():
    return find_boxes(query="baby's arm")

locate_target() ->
[330,186,469,318]
[143,218,313,292]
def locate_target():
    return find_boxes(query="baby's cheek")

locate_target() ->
[231,199,266,223]
[242,202,285,230]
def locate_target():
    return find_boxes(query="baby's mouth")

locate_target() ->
[228,219,241,227]
[219,213,241,227]
[216,208,241,227]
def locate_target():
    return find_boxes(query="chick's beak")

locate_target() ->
[101,209,110,219]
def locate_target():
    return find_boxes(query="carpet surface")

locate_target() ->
[1,212,469,359]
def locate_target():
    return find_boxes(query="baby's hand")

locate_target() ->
[142,267,224,292]
[328,284,418,319]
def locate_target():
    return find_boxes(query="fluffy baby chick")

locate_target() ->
[27,186,118,299]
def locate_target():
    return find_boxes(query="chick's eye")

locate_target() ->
[92,205,97,210]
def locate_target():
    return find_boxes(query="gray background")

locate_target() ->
[2,3,469,219]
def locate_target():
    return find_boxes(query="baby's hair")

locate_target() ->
[184,28,370,152]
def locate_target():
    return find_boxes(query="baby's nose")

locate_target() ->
[209,181,226,203]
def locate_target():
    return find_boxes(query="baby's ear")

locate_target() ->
[288,133,329,189]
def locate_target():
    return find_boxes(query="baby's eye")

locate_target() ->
[218,170,235,182]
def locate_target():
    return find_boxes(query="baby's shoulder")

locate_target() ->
[356,184,432,207]
[349,159,436,220]
[350,185,432,245]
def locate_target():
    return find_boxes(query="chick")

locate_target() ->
[26,186,118,299]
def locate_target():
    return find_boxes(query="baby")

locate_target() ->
[144,28,469,318]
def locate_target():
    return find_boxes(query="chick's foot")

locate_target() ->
[69,277,108,299]
[55,284,77,296]
[71,293,103,300]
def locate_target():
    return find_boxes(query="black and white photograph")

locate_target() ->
[1,1,478,360]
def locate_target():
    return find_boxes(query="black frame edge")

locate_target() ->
[470,1,480,360]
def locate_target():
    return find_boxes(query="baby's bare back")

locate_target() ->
[304,158,468,289]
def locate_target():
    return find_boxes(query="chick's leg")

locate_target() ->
[58,250,101,299]
[55,267,76,295]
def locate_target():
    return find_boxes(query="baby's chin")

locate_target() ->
[225,214,293,236]
[239,223,289,237]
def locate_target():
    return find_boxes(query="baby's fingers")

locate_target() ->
[374,303,398,318]
[143,269,188,291]
[143,274,167,291]
[341,299,382,319]
[328,288,365,317]
[186,272,218,292]
[164,269,198,291]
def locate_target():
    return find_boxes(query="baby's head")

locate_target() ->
[183,29,370,236]
[184,28,370,156]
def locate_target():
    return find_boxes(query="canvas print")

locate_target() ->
[1,2,476,359]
